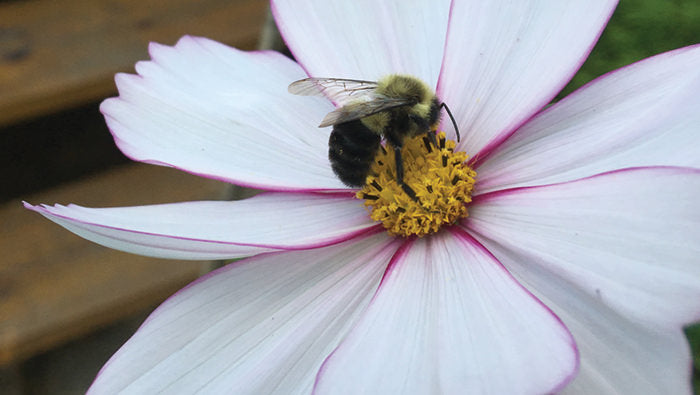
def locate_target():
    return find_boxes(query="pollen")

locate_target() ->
[357,132,476,237]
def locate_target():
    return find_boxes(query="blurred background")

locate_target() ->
[0,0,698,393]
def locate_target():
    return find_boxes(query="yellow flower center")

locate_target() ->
[356,132,476,237]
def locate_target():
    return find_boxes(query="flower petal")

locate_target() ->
[25,192,378,260]
[554,287,692,394]
[438,0,617,151]
[477,45,700,193]
[101,35,345,192]
[88,233,402,394]
[272,0,450,88]
[467,167,700,329]
[314,230,577,394]
[473,237,694,394]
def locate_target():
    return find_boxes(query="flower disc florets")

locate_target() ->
[357,132,476,237]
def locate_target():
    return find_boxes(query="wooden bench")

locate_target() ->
[0,0,268,127]
[0,0,269,368]
[1,165,229,366]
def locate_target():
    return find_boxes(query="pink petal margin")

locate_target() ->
[24,192,379,260]
[314,228,578,394]
[101,35,345,192]
[476,44,700,193]
[272,0,450,89]
[467,166,700,329]
[437,0,617,156]
[465,166,700,392]
[88,233,402,394]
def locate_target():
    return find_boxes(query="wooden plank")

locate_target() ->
[0,163,230,366]
[0,0,268,127]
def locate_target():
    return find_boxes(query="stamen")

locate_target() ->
[422,136,433,153]
[357,132,477,237]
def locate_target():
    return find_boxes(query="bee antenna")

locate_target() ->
[440,102,460,142]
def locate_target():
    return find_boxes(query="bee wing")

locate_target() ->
[319,97,414,127]
[288,77,378,106]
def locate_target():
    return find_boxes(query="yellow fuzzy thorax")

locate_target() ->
[357,132,476,237]
[376,74,430,101]
[360,74,435,136]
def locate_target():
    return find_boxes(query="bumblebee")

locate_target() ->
[288,74,459,199]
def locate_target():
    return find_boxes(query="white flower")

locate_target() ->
[26,0,700,393]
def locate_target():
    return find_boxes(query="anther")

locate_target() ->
[357,132,476,237]
[423,136,433,153]
[426,131,438,150]
[401,183,418,201]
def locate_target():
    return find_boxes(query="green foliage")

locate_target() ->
[686,323,700,393]
[560,0,700,97]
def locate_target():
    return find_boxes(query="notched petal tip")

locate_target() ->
[25,193,379,261]
[101,35,341,191]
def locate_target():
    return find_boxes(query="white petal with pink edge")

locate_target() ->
[87,234,402,394]
[477,45,700,193]
[466,167,700,328]
[25,192,378,260]
[101,36,345,192]
[438,0,617,150]
[272,0,450,88]
[474,241,694,394]
[314,230,577,394]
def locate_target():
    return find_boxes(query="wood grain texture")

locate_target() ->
[0,164,230,366]
[0,0,268,127]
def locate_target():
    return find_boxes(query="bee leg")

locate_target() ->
[426,130,438,149]
[410,113,439,149]
[393,145,418,201]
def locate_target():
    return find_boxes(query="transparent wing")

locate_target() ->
[288,77,379,107]
[319,97,414,127]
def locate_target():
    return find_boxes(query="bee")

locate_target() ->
[288,74,460,199]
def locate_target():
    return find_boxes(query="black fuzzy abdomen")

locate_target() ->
[328,120,381,187]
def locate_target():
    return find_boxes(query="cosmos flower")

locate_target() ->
[26,0,700,393]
